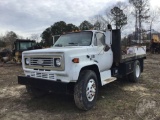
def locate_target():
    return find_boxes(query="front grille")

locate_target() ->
[24,54,64,71]
[30,72,56,80]
[30,58,54,66]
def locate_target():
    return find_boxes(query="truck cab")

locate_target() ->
[18,28,146,110]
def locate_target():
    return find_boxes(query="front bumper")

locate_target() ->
[18,76,70,93]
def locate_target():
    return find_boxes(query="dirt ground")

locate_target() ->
[0,54,160,120]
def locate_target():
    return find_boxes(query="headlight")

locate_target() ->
[54,58,61,67]
[25,58,30,65]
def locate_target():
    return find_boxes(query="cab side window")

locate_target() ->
[94,33,105,46]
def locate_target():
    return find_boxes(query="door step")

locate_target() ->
[102,77,117,85]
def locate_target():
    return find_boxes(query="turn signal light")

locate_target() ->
[72,58,79,63]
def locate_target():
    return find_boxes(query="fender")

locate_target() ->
[71,61,99,81]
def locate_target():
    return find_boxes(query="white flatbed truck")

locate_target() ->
[18,26,146,110]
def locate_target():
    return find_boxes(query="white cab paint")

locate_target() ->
[100,70,117,86]
[92,46,113,72]
[90,30,113,72]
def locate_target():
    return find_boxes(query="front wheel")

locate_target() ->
[74,70,98,110]
[128,60,141,82]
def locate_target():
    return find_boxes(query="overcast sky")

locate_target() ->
[0,0,160,39]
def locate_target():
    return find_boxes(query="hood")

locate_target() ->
[23,46,89,54]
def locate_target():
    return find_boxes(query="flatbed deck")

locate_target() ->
[120,46,146,63]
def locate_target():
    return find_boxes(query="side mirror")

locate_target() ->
[103,45,110,52]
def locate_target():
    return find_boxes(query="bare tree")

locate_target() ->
[0,35,5,47]
[110,6,127,29]
[30,34,40,42]
[79,20,93,30]
[105,2,129,30]
[17,35,24,39]
[129,0,150,42]
[3,31,17,46]
[116,2,129,12]
[148,8,160,39]
[90,15,108,30]
[105,8,114,25]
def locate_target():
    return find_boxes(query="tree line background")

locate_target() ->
[0,0,159,47]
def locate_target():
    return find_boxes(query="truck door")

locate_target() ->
[93,32,113,72]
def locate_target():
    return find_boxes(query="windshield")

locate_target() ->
[18,42,35,50]
[54,31,92,47]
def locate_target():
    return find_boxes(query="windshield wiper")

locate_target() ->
[68,43,78,46]
[55,44,63,47]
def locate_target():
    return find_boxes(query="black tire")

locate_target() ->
[26,85,47,98]
[74,70,98,110]
[128,60,141,83]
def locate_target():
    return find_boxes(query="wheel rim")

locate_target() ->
[86,79,96,102]
[136,64,140,78]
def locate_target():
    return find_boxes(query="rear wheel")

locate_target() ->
[26,85,47,98]
[74,70,98,110]
[128,60,141,83]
